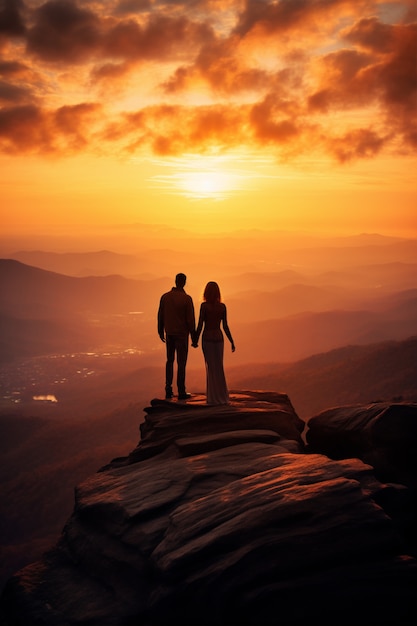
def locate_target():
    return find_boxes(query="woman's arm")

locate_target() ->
[222,305,235,352]
[193,303,205,345]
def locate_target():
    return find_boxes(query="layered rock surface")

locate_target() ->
[1,391,416,626]
[306,401,417,489]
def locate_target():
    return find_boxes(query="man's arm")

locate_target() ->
[157,297,165,342]
[186,296,196,336]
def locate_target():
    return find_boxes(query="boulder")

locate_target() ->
[306,402,417,488]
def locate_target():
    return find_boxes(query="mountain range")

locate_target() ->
[1,257,417,364]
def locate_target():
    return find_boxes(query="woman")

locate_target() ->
[192,281,235,405]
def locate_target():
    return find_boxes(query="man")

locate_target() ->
[157,273,196,400]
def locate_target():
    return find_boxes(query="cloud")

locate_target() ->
[250,93,302,143]
[308,18,417,149]
[233,0,369,38]
[163,36,270,95]
[327,128,387,163]
[308,49,377,113]
[0,0,26,37]
[0,60,42,104]
[54,102,102,149]
[99,103,248,155]
[26,0,215,66]
[99,98,315,160]
[102,13,214,62]
[113,0,152,16]
[0,0,414,161]
[0,79,32,104]
[0,102,101,153]
[26,0,101,63]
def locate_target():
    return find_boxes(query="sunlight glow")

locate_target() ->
[177,170,236,199]
[148,153,254,199]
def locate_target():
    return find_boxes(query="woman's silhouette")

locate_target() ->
[193,281,235,405]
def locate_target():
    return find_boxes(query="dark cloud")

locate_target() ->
[25,0,214,66]
[113,0,152,16]
[89,12,215,87]
[341,18,417,108]
[90,61,131,82]
[0,60,29,75]
[379,23,417,149]
[234,0,364,37]
[308,49,376,112]
[53,102,101,149]
[327,128,387,162]
[0,105,48,153]
[0,0,26,36]
[234,0,307,36]
[163,37,270,94]
[26,0,101,63]
[0,60,45,105]
[0,79,32,103]
[377,23,417,107]
[0,102,101,153]
[250,93,301,143]
[309,19,417,151]
[342,16,397,53]
[103,14,214,61]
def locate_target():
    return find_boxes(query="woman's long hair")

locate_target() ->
[204,281,221,304]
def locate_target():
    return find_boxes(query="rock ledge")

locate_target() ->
[1,391,416,626]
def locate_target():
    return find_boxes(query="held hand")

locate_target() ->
[192,342,198,348]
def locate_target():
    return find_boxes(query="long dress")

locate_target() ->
[195,301,231,405]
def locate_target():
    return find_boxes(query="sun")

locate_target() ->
[177,169,234,199]
[149,152,252,200]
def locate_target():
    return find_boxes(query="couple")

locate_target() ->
[158,273,235,405]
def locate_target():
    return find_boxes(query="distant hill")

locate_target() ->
[0,259,166,318]
[7,250,151,278]
[269,238,417,269]
[0,259,168,362]
[229,262,417,291]
[1,258,417,363]
[232,290,417,363]
[229,290,417,363]
[227,283,369,323]
[4,233,416,280]
[228,336,417,419]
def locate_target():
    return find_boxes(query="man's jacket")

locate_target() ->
[158,287,195,337]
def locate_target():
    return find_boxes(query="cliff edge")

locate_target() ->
[1,391,416,625]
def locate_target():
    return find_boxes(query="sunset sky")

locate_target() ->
[1,0,416,242]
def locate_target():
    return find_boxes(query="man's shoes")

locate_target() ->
[178,393,191,400]
[165,391,174,399]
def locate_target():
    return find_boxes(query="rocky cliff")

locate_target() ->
[1,391,416,626]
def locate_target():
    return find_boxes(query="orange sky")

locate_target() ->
[0,0,416,241]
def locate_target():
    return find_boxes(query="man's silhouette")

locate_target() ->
[158,273,196,399]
